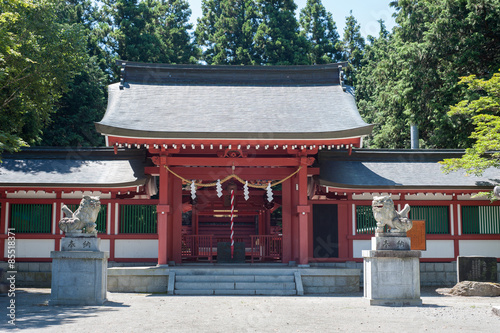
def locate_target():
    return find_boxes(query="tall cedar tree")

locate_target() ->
[338,11,365,86]
[299,0,341,64]
[253,0,309,65]
[356,0,500,148]
[0,0,86,157]
[196,0,259,65]
[39,0,108,147]
[102,0,198,77]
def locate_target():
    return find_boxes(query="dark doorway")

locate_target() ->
[312,204,339,258]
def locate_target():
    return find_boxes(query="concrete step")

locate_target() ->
[176,275,294,283]
[173,268,292,276]
[172,269,298,296]
[174,289,297,296]
[235,282,296,290]
[175,282,235,290]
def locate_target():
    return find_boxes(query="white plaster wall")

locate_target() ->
[459,240,500,257]
[100,239,110,253]
[420,240,455,258]
[8,239,55,258]
[353,240,371,258]
[114,239,158,258]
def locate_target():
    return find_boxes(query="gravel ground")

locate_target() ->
[1,288,499,333]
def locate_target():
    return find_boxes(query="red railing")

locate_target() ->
[250,235,282,263]
[182,235,213,262]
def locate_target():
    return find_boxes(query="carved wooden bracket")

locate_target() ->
[217,148,247,158]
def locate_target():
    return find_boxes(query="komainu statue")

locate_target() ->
[59,196,101,234]
[372,196,412,233]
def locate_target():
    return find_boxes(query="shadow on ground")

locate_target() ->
[0,288,129,331]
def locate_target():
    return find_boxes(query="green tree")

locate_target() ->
[102,0,199,75]
[440,71,500,175]
[356,20,402,147]
[0,0,86,156]
[38,0,108,147]
[253,0,309,65]
[196,0,259,65]
[338,11,365,85]
[356,0,500,149]
[299,0,341,64]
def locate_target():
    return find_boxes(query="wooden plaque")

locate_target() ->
[407,220,426,251]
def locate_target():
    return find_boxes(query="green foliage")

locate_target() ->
[440,71,500,176]
[196,0,259,65]
[40,58,107,147]
[102,0,199,75]
[38,1,108,147]
[0,0,86,157]
[356,0,500,149]
[299,0,341,64]
[253,0,309,65]
[338,11,365,85]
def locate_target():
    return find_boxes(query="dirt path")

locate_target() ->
[1,288,499,332]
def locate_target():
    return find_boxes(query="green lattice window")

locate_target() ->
[66,204,107,233]
[462,206,500,234]
[410,206,449,234]
[120,205,157,234]
[10,204,52,233]
[356,205,377,234]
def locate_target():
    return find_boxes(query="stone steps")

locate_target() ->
[172,269,298,296]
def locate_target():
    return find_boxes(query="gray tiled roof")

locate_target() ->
[96,62,373,140]
[319,150,500,189]
[0,148,148,188]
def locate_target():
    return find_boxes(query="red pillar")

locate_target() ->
[297,158,310,265]
[282,178,292,263]
[337,203,349,259]
[0,198,5,260]
[171,176,182,263]
[157,156,170,266]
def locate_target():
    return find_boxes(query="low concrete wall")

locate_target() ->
[311,262,500,287]
[107,267,169,293]
[300,268,360,294]
[2,261,499,289]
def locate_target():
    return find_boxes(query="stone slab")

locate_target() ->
[50,250,108,306]
[364,255,422,307]
[493,306,500,317]
[457,256,497,282]
[369,298,423,306]
[363,250,421,258]
[61,237,101,251]
[372,236,411,250]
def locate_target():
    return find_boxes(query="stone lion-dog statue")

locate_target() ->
[372,195,412,233]
[59,196,101,234]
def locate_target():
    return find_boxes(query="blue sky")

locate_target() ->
[187,0,397,39]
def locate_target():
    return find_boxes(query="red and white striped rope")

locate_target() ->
[230,189,235,259]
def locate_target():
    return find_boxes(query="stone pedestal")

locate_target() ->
[363,233,422,306]
[50,236,108,306]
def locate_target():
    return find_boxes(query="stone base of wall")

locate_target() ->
[2,261,499,289]
[300,268,360,294]
[108,267,169,293]
[310,262,500,287]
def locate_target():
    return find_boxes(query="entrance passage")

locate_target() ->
[312,204,339,258]
[181,214,282,263]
